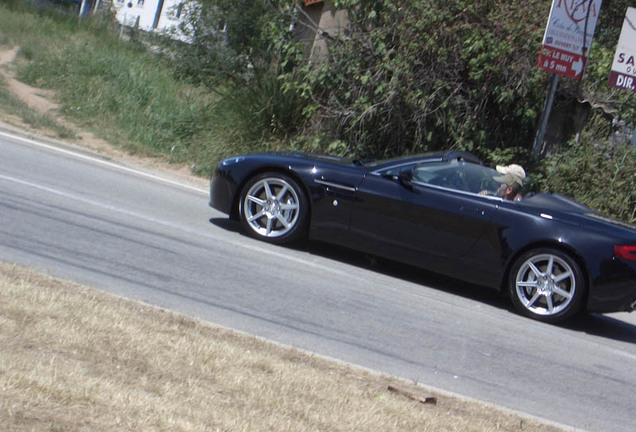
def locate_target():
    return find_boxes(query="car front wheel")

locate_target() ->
[239,172,308,244]
[509,248,586,323]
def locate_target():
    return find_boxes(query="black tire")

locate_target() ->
[508,248,586,323]
[239,172,308,244]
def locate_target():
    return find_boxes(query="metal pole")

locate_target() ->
[79,0,88,18]
[532,73,560,158]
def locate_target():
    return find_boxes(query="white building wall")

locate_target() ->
[112,0,187,38]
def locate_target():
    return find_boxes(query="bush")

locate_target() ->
[288,0,550,160]
[537,119,636,223]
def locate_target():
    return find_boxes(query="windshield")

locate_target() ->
[414,161,501,194]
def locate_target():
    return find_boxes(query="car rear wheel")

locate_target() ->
[509,248,585,323]
[239,172,308,244]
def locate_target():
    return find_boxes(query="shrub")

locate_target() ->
[288,0,550,160]
[538,119,636,223]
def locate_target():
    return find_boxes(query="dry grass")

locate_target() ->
[0,263,565,431]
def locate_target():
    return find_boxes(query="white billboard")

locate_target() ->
[609,7,636,92]
[537,0,602,79]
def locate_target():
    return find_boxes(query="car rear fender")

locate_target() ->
[501,240,591,303]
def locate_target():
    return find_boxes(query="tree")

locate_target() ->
[168,0,635,163]
[166,0,305,143]
[287,0,634,162]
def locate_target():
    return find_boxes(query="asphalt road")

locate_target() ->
[1,128,635,432]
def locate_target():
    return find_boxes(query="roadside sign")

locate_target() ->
[609,7,636,93]
[537,0,602,79]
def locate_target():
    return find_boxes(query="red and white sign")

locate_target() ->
[609,7,636,93]
[536,0,602,79]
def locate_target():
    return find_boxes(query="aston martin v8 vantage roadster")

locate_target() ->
[209,150,636,323]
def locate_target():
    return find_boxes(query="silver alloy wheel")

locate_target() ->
[242,177,301,238]
[514,253,576,316]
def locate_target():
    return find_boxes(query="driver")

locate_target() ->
[479,163,526,201]
[492,164,526,201]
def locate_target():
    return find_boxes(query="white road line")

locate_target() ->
[0,129,208,195]
[0,169,452,310]
[0,131,355,281]
[0,171,358,281]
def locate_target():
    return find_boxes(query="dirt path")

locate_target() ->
[0,46,207,188]
[0,47,59,115]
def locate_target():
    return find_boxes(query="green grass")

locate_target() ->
[0,2,305,176]
[0,2,226,175]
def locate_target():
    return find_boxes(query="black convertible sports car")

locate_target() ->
[209,150,636,323]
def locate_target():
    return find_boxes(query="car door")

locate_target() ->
[348,161,498,271]
[306,165,365,244]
